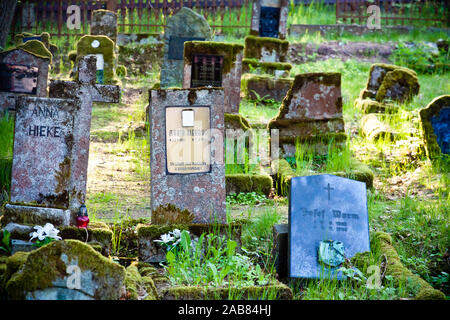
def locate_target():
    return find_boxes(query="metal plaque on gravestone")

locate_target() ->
[10,96,78,208]
[168,36,205,60]
[191,55,223,88]
[259,6,280,38]
[0,63,38,94]
[165,106,211,174]
[431,107,450,154]
[288,174,370,279]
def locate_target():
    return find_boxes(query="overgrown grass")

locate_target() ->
[0,113,14,203]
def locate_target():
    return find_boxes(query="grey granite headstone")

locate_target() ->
[160,8,212,88]
[289,174,370,279]
[149,88,226,223]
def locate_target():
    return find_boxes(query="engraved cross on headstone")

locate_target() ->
[49,56,120,222]
[324,183,334,201]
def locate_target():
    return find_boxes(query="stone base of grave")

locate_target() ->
[361,114,398,142]
[243,36,290,62]
[1,220,113,256]
[137,222,246,264]
[272,158,374,197]
[275,133,348,158]
[242,59,292,77]
[355,98,398,115]
[272,224,289,279]
[241,73,293,102]
[226,174,273,196]
[1,204,71,227]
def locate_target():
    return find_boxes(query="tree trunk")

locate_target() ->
[0,0,18,50]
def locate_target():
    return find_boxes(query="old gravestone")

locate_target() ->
[49,56,120,223]
[419,95,450,160]
[160,7,212,88]
[149,88,226,223]
[0,41,51,113]
[75,35,118,85]
[268,73,346,157]
[289,175,370,279]
[90,9,118,43]
[182,41,244,114]
[250,0,289,39]
[3,96,79,227]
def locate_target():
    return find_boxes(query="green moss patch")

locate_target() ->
[244,36,289,61]
[124,265,157,300]
[226,174,273,196]
[225,113,251,131]
[9,40,52,63]
[355,98,398,115]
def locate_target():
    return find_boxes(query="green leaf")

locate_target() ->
[226,240,237,257]
[166,250,175,265]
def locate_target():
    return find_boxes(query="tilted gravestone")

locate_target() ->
[4,96,79,226]
[160,7,212,88]
[250,0,289,39]
[49,56,120,223]
[419,95,450,160]
[149,88,226,223]
[289,174,370,279]
[268,73,346,157]
[0,41,51,113]
[182,41,244,114]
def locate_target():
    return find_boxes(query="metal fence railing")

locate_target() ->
[336,0,449,28]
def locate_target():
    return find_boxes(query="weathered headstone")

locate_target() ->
[183,41,244,114]
[4,240,125,300]
[268,73,346,157]
[419,95,450,160]
[75,35,118,85]
[358,63,419,104]
[90,9,118,43]
[149,88,226,223]
[250,0,289,39]
[4,96,79,226]
[289,175,370,279]
[49,56,120,222]
[0,41,51,113]
[160,8,212,88]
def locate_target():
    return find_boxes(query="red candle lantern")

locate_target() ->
[77,204,89,228]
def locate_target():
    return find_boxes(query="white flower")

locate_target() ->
[29,223,61,242]
[154,233,175,244]
[171,229,182,239]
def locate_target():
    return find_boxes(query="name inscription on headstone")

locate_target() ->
[10,96,79,208]
[289,175,370,279]
[165,106,211,174]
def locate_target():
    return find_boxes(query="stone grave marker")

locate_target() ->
[149,88,226,223]
[75,35,118,85]
[182,41,244,114]
[268,72,346,157]
[4,95,79,227]
[0,41,51,113]
[49,56,120,222]
[90,9,118,43]
[419,95,450,160]
[250,0,289,39]
[160,7,212,88]
[289,174,370,279]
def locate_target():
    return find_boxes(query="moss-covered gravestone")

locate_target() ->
[356,63,419,108]
[160,8,212,88]
[0,40,51,113]
[419,95,450,161]
[241,36,293,102]
[75,35,118,85]
[269,73,346,157]
[90,10,118,43]
[14,32,60,73]
[250,0,289,39]
[3,240,125,300]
